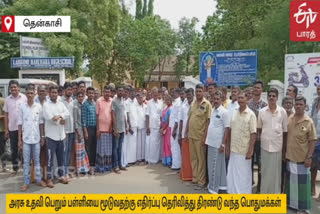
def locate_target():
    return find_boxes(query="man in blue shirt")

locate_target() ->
[82,87,97,175]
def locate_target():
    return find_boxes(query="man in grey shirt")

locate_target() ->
[112,86,127,174]
[61,82,75,179]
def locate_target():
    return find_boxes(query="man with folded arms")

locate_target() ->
[43,85,70,188]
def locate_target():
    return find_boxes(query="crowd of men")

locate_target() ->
[0,79,320,214]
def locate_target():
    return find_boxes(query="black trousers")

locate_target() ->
[9,130,19,172]
[0,132,6,163]
[84,126,97,167]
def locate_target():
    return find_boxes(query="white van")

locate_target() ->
[0,79,57,97]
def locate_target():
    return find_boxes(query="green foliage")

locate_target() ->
[85,0,121,87]
[117,15,176,85]
[136,0,153,20]
[200,0,320,86]
[175,17,200,78]
[135,0,142,19]
[0,33,19,60]
[142,0,147,18]
[147,0,154,17]
[0,0,122,83]
[0,0,88,77]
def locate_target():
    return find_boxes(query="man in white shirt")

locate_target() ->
[177,88,187,145]
[136,93,147,164]
[225,86,240,170]
[206,91,230,194]
[227,86,240,120]
[60,82,75,178]
[170,88,182,169]
[18,86,46,191]
[126,88,138,164]
[43,85,70,188]
[178,88,194,181]
[145,87,163,164]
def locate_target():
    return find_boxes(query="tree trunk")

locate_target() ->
[159,56,166,86]
[146,63,158,84]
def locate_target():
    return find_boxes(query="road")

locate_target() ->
[0,163,320,213]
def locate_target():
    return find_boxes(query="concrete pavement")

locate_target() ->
[0,163,320,213]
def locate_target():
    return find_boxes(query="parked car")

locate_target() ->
[0,78,56,97]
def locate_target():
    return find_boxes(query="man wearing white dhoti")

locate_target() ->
[145,87,162,164]
[227,91,257,194]
[206,91,230,194]
[136,94,147,163]
[169,88,182,169]
[126,88,138,164]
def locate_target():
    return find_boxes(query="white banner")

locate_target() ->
[20,36,49,57]
[284,53,320,114]
[2,16,70,32]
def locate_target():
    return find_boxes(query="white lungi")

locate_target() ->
[170,135,181,169]
[126,127,137,163]
[136,128,146,161]
[145,128,160,164]
[227,152,252,194]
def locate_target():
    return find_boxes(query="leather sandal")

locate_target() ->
[47,180,54,188]
[20,184,29,191]
[37,180,47,187]
[113,168,121,174]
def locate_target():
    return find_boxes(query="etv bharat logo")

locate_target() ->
[290,1,320,41]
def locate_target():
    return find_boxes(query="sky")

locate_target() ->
[125,0,217,31]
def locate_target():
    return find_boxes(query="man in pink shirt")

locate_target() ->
[3,80,27,174]
[96,85,113,173]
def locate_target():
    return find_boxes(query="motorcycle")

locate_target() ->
[288,64,309,88]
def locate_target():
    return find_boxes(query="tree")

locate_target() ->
[117,16,176,86]
[136,0,153,20]
[135,0,142,19]
[200,0,320,86]
[0,0,88,77]
[0,0,122,85]
[142,0,147,18]
[175,17,200,78]
[85,0,122,87]
[147,0,153,16]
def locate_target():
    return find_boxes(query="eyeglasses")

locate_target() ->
[268,95,277,98]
